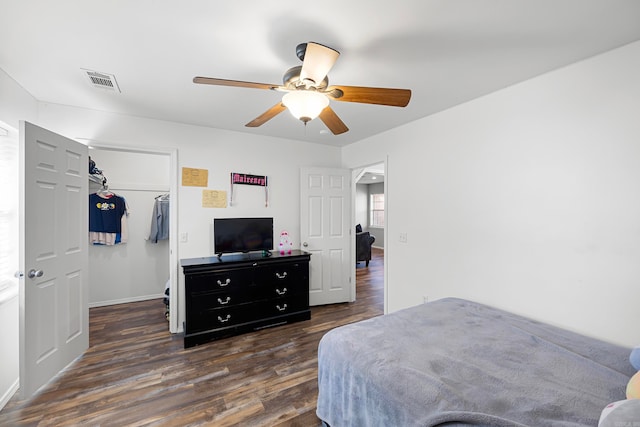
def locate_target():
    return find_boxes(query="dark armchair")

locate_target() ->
[355,224,375,266]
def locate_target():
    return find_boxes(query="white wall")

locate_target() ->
[0,290,18,410]
[0,68,37,128]
[343,40,640,347]
[0,71,34,411]
[355,183,368,229]
[0,121,18,406]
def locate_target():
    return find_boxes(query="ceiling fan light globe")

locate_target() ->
[282,91,329,122]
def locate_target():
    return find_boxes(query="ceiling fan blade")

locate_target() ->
[193,76,280,91]
[319,106,349,135]
[245,103,287,128]
[300,42,340,87]
[326,85,411,107]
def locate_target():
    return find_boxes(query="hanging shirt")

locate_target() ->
[148,196,169,243]
[89,193,127,233]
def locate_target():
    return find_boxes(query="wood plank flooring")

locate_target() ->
[0,248,384,426]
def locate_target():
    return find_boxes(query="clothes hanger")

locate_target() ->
[97,185,114,198]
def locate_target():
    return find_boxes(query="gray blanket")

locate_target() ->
[316,298,634,427]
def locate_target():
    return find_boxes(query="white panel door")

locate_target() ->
[19,121,88,397]
[300,167,352,306]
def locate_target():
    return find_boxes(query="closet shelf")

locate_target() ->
[89,173,107,186]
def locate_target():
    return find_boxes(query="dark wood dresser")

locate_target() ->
[180,250,311,348]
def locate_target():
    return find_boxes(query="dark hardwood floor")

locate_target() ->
[0,248,384,426]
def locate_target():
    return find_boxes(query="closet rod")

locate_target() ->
[108,183,170,192]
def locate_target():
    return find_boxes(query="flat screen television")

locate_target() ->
[213,217,274,256]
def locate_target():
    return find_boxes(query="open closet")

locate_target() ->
[87,146,175,328]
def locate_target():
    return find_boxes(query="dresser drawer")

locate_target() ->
[188,288,250,311]
[189,287,308,314]
[258,294,309,318]
[187,302,261,333]
[260,283,299,300]
[189,283,295,306]
[257,262,308,288]
[186,268,252,293]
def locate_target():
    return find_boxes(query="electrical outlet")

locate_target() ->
[399,232,407,243]
[180,232,188,243]
[423,295,428,303]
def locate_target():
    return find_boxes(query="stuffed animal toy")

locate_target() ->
[627,346,640,400]
[599,399,640,427]
[627,371,640,399]
[598,346,640,426]
[279,230,293,255]
[630,346,640,371]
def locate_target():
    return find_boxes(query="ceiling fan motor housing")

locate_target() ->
[283,66,328,90]
[296,43,307,61]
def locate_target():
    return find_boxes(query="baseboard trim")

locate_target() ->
[0,378,19,412]
[89,293,164,308]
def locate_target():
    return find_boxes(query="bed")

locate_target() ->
[316,298,634,427]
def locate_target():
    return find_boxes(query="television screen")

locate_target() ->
[213,217,274,255]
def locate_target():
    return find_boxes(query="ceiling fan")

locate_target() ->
[193,42,412,135]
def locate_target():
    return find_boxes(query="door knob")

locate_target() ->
[28,269,44,279]
[302,242,308,247]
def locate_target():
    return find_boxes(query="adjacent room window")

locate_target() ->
[370,193,384,227]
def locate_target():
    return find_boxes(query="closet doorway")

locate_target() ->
[87,144,178,332]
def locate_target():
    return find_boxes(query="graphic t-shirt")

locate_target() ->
[89,193,126,233]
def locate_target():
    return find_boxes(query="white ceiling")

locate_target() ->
[357,164,385,184]
[2,1,640,147]
[358,172,384,185]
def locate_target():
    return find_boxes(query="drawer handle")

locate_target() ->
[218,296,231,305]
[275,287,287,296]
[218,314,231,323]
[276,304,288,312]
[275,272,288,279]
[217,278,231,287]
